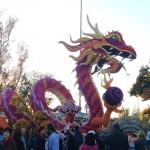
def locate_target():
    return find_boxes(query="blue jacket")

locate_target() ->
[48,132,59,150]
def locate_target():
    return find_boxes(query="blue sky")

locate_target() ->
[1,0,150,115]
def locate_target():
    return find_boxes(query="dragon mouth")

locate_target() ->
[102,45,136,60]
[92,44,136,75]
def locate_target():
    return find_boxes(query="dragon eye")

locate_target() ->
[110,35,120,41]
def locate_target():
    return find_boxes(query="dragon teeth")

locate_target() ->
[129,59,134,62]
[128,54,133,59]
[118,52,123,56]
[96,65,101,70]
[109,47,113,50]
[111,55,116,58]
[121,57,125,62]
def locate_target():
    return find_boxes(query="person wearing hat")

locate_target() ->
[80,131,98,150]
[104,123,129,150]
[47,123,60,150]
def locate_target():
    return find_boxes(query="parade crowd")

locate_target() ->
[0,122,150,150]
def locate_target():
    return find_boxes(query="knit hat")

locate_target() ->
[88,130,95,134]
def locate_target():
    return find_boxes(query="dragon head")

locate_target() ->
[59,15,136,74]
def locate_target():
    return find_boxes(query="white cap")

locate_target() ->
[88,130,95,134]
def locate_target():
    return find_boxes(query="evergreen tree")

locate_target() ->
[129,64,150,101]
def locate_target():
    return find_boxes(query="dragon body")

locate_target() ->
[0,15,136,132]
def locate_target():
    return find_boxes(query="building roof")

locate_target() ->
[55,112,87,118]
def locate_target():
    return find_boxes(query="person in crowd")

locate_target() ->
[104,123,129,150]
[63,128,76,150]
[0,127,4,142]
[0,127,17,150]
[28,129,37,150]
[13,129,25,150]
[145,131,150,150]
[70,128,75,137]
[56,130,64,150]
[95,131,105,150]
[134,130,146,150]
[128,135,135,150]
[47,123,60,150]
[80,130,98,150]
[74,125,83,150]
[35,126,46,150]
[45,129,49,150]
[0,127,4,150]
[21,127,29,150]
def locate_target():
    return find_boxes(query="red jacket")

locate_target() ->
[80,144,99,150]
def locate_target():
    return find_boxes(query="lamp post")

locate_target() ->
[80,0,82,39]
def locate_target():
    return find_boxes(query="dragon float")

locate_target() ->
[0,15,137,132]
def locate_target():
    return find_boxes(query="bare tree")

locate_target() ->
[0,13,29,93]
[0,14,17,72]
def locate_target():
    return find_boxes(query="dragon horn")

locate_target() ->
[87,14,103,36]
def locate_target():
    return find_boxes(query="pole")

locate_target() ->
[79,0,82,110]
[80,0,82,38]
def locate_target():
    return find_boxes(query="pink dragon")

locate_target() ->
[0,15,136,132]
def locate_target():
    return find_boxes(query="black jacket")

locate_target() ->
[135,138,146,150]
[104,130,129,150]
